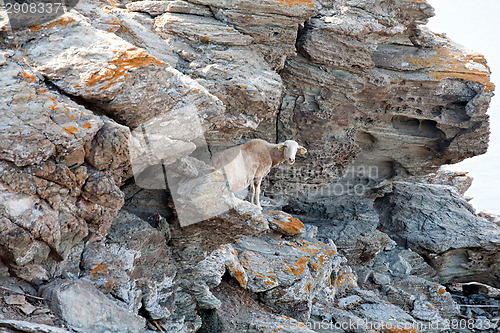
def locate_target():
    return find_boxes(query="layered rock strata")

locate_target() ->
[0,0,497,332]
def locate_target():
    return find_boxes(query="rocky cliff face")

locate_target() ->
[0,0,499,332]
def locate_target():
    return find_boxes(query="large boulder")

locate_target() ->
[376,181,500,287]
[81,211,177,321]
[42,279,146,333]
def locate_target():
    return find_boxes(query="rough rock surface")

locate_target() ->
[297,196,395,265]
[0,0,498,332]
[41,279,146,333]
[376,181,500,288]
[80,211,177,321]
[267,0,493,201]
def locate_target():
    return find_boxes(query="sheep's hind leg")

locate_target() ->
[249,181,255,204]
[255,178,262,209]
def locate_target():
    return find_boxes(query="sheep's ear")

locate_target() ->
[277,144,285,150]
[299,147,307,155]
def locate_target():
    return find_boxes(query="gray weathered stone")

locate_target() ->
[23,11,226,130]
[81,211,177,321]
[127,0,213,17]
[377,181,500,288]
[42,279,146,333]
[155,13,253,46]
[0,319,70,333]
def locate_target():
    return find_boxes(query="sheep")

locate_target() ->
[212,139,307,209]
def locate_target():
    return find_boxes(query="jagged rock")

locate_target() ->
[173,161,235,227]
[23,11,226,129]
[414,168,473,195]
[370,247,437,281]
[155,13,253,46]
[128,111,203,184]
[300,197,394,265]
[42,279,146,333]
[79,169,124,240]
[478,211,500,225]
[187,0,319,18]
[411,300,440,322]
[332,265,358,294]
[81,170,124,210]
[337,295,362,309]
[358,303,417,327]
[6,263,50,286]
[321,307,365,331]
[126,0,213,17]
[3,295,26,306]
[390,276,460,318]
[75,2,180,66]
[181,45,283,140]
[267,0,492,202]
[85,118,131,184]
[0,0,497,331]
[265,210,306,237]
[81,211,176,321]
[0,52,103,167]
[372,272,391,286]
[0,319,70,333]
[0,177,88,265]
[233,234,341,321]
[213,279,317,333]
[173,243,247,321]
[376,181,500,288]
[249,315,317,333]
[121,174,269,263]
[211,7,309,69]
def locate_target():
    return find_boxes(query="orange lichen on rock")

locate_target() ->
[273,217,305,235]
[29,16,76,32]
[44,97,58,111]
[284,256,308,276]
[273,0,315,8]
[333,267,357,289]
[82,123,92,130]
[295,239,337,260]
[265,211,306,236]
[219,244,248,288]
[90,262,109,278]
[310,252,329,271]
[105,18,121,33]
[84,48,164,91]
[227,263,248,288]
[21,72,36,83]
[62,126,78,137]
[239,250,278,286]
[407,46,495,92]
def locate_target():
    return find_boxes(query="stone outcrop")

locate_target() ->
[42,279,146,333]
[0,0,498,332]
[267,0,492,201]
[376,181,500,288]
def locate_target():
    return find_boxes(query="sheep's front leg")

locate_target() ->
[249,181,255,204]
[255,177,262,209]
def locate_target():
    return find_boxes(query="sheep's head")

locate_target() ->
[278,140,307,164]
